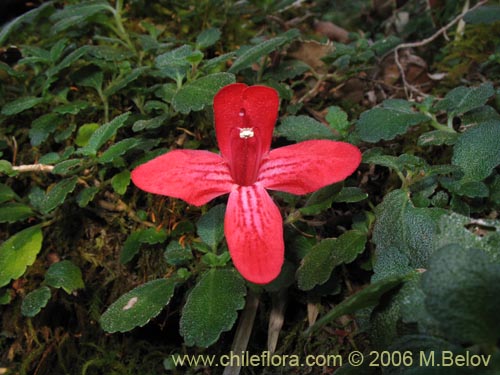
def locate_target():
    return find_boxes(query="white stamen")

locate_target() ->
[239,109,246,117]
[239,128,254,139]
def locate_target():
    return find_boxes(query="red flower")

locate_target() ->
[131,83,361,284]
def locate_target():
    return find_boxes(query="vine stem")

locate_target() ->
[393,0,489,98]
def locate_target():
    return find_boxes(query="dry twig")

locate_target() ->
[394,0,488,98]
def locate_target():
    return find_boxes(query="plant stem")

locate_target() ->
[112,0,137,55]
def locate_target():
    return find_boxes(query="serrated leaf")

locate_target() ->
[417,130,458,146]
[104,67,148,97]
[356,99,429,142]
[21,286,51,317]
[77,186,99,208]
[434,213,500,261]
[435,83,495,117]
[111,170,130,195]
[100,278,176,333]
[50,1,113,33]
[74,68,103,91]
[45,260,84,294]
[333,187,368,203]
[0,1,54,45]
[196,204,226,250]
[52,159,82,175]
[0,226,43,288]
[99,138,141,164]
[372,190,444,279]
[30,113,63,146]
[164,241,193,266]
[33,177,78,215]
[155,45,196,80]
[325,106,350,134]
[53,101,89,115]
[132,114,169,132]
[277,115,336,142]
[297,231,366,290]
[47,45,91,77]
[77,112,130,156]
[1,96,44,116]
[0,184,17,204]
[422,244,500,345]
[172,73,235,114]
[75,123,99,147]
[0,203,34,223]
[120,228,168,264]
[452,120,500,182]
[196,28,221,49]
[307,274,409,335]
[300,183,343,216]
[180,268,246,347]
[228,30,299,74]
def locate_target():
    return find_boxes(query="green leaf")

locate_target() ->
[53,101,89,115]
[75,123,99,147]
[196,28,221,49]
[30,113,63,146]
[77,113,130,156]
[0,160,15,176]
[47,45,91,77]
[155,45,196,80]
[31,177,78,215]
[0,203,34,223]
[172,73,235,114]
[277,115,336,142]
[325,106,350,135]
[50,1,113,33]
[21,286,51,317]
[452,120,500,182]
[164,241,193,266]
[104,67,148,97]
[0,2,54,45]
[74,68,103,91]
[196,204,226,250]
[464,4,500,24]
[100,278,176,333]
[306,274,409,335]
[356,99,429,142]
[120,228,168,264]
[45,260,84,294]
[372,190,443,278]
[0,184,17,204]
[333,187,368,203]
[228,30,299,74]
[111,170,131,195]
[422,244,500,345]
[297,231,366,291]
[76,186,99,208]
[132,114,169,132]
[99,138,142,164]
[417,130,459,146]
[434,213,500,262]
[180,268,246,347]
[435,83,495,117]
[1,96,44,116]
[52,159,82,176]
[0,226,43,288]
[300,183,343,216]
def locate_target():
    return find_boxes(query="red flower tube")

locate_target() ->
[131,83,362,284]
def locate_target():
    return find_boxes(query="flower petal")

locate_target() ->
[214,84,280,184]
[257,140,362,195]
[225,184,284,284]
[131,150,233,206]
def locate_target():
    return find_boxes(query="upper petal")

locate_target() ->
[131,150,233,206]
[257,140,362,195]
[225,184,284,284]
[214,83,279,164]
